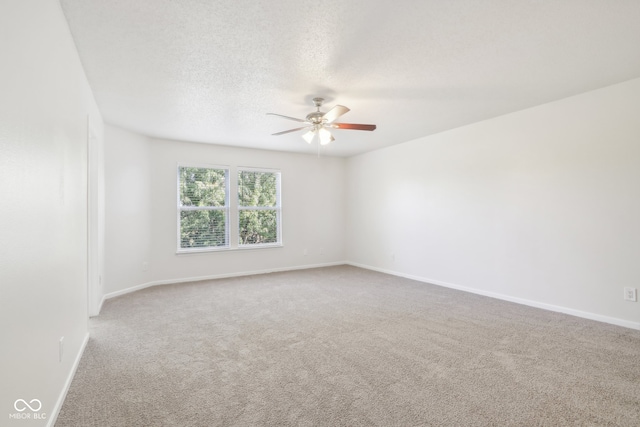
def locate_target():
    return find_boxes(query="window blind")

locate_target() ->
[178,166,229,249]
[238,169,281,246]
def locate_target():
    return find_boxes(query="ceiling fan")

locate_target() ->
[267,97,376,145]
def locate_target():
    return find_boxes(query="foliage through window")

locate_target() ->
[238,169,281,246]
[178,166,229,250]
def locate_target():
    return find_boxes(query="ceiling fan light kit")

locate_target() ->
[267,97,376,146]
[302,127,334,145]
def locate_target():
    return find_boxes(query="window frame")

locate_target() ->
[237,167,282,249]
[176,163,230,253]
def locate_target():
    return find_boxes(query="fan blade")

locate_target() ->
[266,113,307,123]
[322,105,350,123]
[332,123,377,131]
[272,126,310,136]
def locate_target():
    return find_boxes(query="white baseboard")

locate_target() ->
[102,261,346,303]
[47,332,90,427]
[95,294,106,317]
[347,261,640,331]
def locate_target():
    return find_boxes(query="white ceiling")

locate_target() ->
[60,0,640,157]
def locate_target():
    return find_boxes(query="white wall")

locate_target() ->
[104,125,152,296]
[347,77,640,329]
[87,120,105,316]
[0,1,104,426]
[103,133,346,295]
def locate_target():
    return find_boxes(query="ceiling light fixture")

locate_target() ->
[302,125,335,145]
[268,97,376,147]
[302,124,336,145]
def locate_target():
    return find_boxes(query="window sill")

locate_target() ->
[237,243,283,251]
[176,243,283,255]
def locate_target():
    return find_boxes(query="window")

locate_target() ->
[238,169,281,246]
[178,166,229,251]
[177,165,281,252]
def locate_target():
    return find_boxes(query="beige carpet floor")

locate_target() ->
[56,266,640,426]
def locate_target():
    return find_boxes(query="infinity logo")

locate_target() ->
[14,399,42,412]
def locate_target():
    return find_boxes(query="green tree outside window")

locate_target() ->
[238,170,281,245]
[179,166,228,249]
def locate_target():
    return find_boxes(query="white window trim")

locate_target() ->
[176,164,230,253]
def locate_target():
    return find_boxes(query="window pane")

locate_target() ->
[239,210,278,245]
[238,171,277,207]
[180,210,227,248]
[180,167,226,207]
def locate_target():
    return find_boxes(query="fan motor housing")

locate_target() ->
[306,111,325,124]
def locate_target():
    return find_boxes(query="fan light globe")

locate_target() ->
[318,128,334,145]
[302,130,315,144]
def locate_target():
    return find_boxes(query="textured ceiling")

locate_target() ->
[60,0,640,157]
